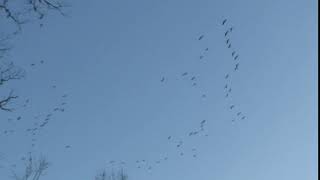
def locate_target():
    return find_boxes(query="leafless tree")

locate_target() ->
[95,168,128,180]
[0,60,25,112]
[11,154,50,180]
[0,38,22,112]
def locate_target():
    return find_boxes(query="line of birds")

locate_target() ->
[221,18,247,123]
[1,94,70,148]
[104,119,208,172]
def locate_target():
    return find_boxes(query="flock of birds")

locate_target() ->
[102,18,249,172]
[220,19,247,123]
[1,18,249,174]
[0,61,72,169]
[105,119,208,171]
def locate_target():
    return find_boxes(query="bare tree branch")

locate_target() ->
[0,0,68,31]
[11,154,49,180]
[95,168,128,180]
[0,90,18,112]
[0,62,25,86]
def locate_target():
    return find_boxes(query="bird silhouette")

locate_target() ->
[222,19,227,25]
[198,35,204,40]
[234,63,239,71]
[224,31,229,37]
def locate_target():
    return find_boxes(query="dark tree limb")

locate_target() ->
[0,90,18,112]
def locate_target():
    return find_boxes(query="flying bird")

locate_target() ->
[198,35,204,40]
[234,63,239,71]
[222,19,227,25]
[182,72,188,76]
[224,31,229,37]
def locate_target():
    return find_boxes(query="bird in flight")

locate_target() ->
[234,55,239,60]
[182,72,188,76]
[222,19,227,25]
[226,39,230,44]
[198,35,204,40]
[230,105,235,109]
[232,51,236,57]
[225,74,230,79]
[234,63,239,71]
[224,31,229,37]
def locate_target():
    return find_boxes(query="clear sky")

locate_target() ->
[0,0,318,180]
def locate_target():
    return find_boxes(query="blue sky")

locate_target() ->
[0,0,318,180]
